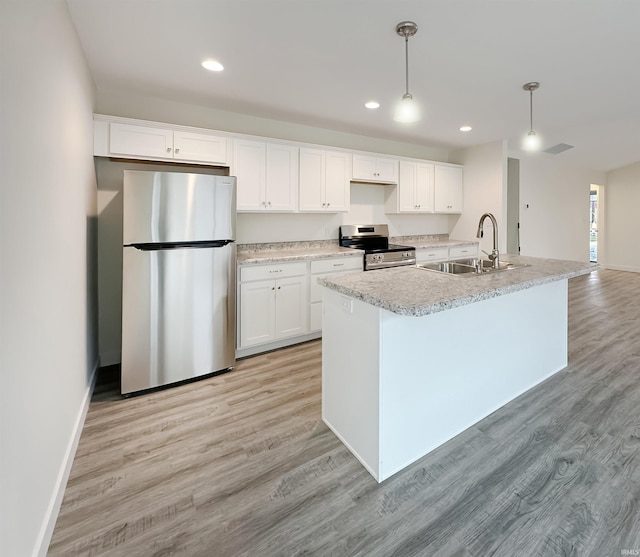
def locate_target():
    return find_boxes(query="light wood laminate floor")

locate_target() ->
[49,270,640,556]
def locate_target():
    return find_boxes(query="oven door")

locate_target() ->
[365,251,416,270]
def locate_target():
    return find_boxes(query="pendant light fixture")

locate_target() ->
[522,81,541,151]
[394,21,420,123]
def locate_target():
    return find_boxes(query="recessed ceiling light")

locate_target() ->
[459,125,472,132]
[202,59,224,72]
[365,101,380,109]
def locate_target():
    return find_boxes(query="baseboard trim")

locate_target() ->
[34,358,99,557]
[236,331,322,359]
[601,264,640,273]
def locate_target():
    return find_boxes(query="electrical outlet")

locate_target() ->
[341,297,354,313]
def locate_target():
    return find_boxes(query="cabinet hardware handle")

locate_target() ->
[175,148,180,153]
[326,203,330,207]
[277,286,281,290]
[166,147,172,153]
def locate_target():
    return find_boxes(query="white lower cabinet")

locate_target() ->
[239,262,308,348]
[309,256,363,332]
[415,245,478,264]
[449,244,478,260]
[415,247,449,264]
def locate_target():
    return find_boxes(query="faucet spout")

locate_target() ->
[476,213,499,269]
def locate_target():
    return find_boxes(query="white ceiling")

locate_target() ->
[66,0,640,172]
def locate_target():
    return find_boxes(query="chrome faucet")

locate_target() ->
[476,213,500,269]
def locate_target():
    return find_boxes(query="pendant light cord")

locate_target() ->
[529,89,534,132]
[404,34,410,97]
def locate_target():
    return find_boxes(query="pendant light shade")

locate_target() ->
[522,82,541,151]
[394,21,420,123]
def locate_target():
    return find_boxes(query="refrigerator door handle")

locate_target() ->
[127,240,234,251]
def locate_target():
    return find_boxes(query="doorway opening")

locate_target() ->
[590,185,599,263]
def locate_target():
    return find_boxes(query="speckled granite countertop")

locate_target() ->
[405,239,478,250]
[237,241,362,265]
[318,255,596,317]
[237,236,477,265]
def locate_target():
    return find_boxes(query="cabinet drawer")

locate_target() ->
[415,247,448,263]
[240,262,307,282]
[449,245,478,259]
[310,257,362,274]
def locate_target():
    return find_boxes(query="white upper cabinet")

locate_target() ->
[95,115,464,217]
[233,139,298,212]
[352,154,398,184]
[299,148,350,212]
[172,130,228,164]
[109,123,173,159]
[108,122,229,165]
[434,165,463,213]
[390,160,435,213]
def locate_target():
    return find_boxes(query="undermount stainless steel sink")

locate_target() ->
[417,261,478,275]
[416,258,530,276]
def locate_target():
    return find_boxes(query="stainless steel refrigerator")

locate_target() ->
[121,171,236,395]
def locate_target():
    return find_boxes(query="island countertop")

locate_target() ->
[318,255,596,317]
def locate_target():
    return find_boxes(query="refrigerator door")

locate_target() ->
[123,171,235,244]
[121,242,236,394]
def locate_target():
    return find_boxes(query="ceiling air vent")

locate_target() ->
[544,143,574,155]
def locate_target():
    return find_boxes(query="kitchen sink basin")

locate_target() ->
[416,258,530,276]
[417,261,478,275]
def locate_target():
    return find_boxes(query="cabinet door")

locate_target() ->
[398,161,417,211]
[352,155,377,181]
[110,123,173,159]
[173,131,228,164]
[275,275,308,339]
[234,139,266,211]
[324,151,350,212]
[376,157,399,183]
[265,144,298,212]
[239,280,275,347]
[299,148,325,212]
[434,165,463,213]
[415,163,435,212]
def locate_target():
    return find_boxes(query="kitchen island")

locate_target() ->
[318,255,595,482]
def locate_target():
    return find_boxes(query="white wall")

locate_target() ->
[604,161,640,271]
[449,141,508,253]
[0,2,98,556]
[517,154,605,261]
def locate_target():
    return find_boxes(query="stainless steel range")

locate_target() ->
[339,224,416,271]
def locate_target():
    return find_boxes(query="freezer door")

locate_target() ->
[123,171,235,244]
[121,243,236,394]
